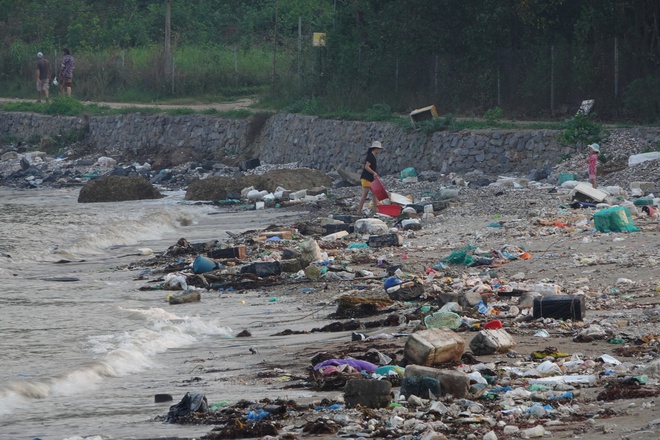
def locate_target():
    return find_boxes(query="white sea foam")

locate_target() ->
[0,188,211,263]
[0,307,232,417]
[59,209,200,258]
[0,189,294,437]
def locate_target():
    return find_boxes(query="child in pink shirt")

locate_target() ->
[585,143,600,188]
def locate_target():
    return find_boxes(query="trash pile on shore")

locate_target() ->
[115,161,660,439]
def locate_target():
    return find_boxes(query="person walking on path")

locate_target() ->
[58,48,74,97]
[357,140,384,214]
[35,52,51,103]
[585,143,600,189]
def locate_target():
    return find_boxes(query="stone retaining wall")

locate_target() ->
[0,112,248,162]
[2,111,659,176]
[256,114,572,175]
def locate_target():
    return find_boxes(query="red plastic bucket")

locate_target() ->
[371,177,389,201]
[377,204,402,217]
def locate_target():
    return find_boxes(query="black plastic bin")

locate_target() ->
[533,295,585,321]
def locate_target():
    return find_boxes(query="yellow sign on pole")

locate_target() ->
[313,33,326,47]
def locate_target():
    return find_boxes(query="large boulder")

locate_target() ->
[78,176,164,203]
[185,176,244,201]
[185,168,332,200]
[242,168,333,193]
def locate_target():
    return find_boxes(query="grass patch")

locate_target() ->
[113,88,162,103]
[164,108,196,116]
[43,97,86,116]
[0,94,649,135]
[451,119,518,130]
[1,101,47,113]
[0,98,258,119]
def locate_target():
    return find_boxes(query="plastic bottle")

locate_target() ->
[528,403,547,417]
[521,425,545,438]
[389,415,404,428]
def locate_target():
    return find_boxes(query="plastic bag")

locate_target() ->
[442,245,477,265]
[537,360,562,376]
[400,167,418,180]
[424,311,461,329]
[166,392,208,423]
[593,206,639,233]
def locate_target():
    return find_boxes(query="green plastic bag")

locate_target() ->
[400,167,417,179]
[593,206,639,233]
[442,245,477,265]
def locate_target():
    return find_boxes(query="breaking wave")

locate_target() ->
[0,307,232,417]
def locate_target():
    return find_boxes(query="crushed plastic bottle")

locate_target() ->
[521,425,545,438]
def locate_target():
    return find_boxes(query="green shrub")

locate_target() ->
[283,97,323,115]
[484,106,504,122]
[558,113,605,148]
[365,103,393,121]
[415,114,455,133]
[43,97,85,116]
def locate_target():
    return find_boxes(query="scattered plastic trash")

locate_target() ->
[424,311,461,329]
[400,167,418,180]
[529,375,597,386]
[193,255,217,274]
[597,354,622,365]
[534,329,550,338]
[347,242,369,250]
[166,392,209,423]
[210,401,230,410]
[483,320,503,330]
[246,409,270,421]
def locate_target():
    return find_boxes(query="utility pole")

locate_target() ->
[165,0,171,80]
[273,0,279,83]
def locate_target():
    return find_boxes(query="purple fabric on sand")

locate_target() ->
[313,359,378,373]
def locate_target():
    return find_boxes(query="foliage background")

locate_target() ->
[0,0,659,122]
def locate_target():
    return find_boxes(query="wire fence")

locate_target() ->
[328,38,658,120]
[1,29,658,122]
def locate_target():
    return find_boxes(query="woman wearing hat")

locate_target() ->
[357,141,384,214]
[585,143,600,189]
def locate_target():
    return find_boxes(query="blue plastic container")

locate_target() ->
[193,255,217,274]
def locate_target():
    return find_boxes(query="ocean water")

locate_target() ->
[0,188,340,439]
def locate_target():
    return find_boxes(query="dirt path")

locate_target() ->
[0,97,257,111]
